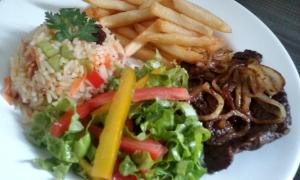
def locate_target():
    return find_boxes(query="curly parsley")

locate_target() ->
[45,8,98,42]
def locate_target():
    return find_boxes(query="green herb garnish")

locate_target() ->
[45,8,98,42]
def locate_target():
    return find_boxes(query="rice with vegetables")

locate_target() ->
[9,22,125,111]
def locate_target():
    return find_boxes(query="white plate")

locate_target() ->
[0,0,299,180]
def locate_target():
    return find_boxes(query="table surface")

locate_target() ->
[235,0,300,179]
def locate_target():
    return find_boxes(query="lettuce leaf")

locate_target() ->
[110,51,188,90]
[34,158,71,180]
[27,98,91,179]
[127,100,211,179]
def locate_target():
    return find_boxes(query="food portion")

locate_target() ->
[7,9,125,113]
[85,0,230,63]
[182,50,290,172]
[2,0,291,180]
[25,54,210,180]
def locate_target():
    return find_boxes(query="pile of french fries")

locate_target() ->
[84,0,231,63]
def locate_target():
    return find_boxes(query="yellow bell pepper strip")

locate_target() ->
[135,75,149,88]
[91,68,162,117]
[91,67,136,179]
[91,102,111,123]
[79,159,93,177]
[135,68,163,88]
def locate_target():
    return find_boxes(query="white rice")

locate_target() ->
[10,24,125,110]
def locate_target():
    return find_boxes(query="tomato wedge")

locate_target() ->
[88,126,167,161]
[49,111,73,137]
[133,87,190,102]
[50,87,189,137]
[120,137,167,161]
[86,70,104,89]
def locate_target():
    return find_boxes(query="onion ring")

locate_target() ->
[191,83,224,121]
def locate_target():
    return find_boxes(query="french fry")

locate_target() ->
[155,44,205,63]
[85,0,136,11]
[134,47,157,60]
[208,37,226,52]
[94,8,117,17]
[85,7,96,18]
[173,0,231,32]
[141,33,213,47]
[115,26,138,39]
[160,0,174,8]
[85,7,115,20]
[141,20,156,28]
[159,50,177,61]
[156,19,198,36]
[139,0,161,9]
[125,21,159,57]
[100,8,155,28]
[150,2,213,36]
[133,23,147,34]
[115,33,157,60]
[124,0,144,6]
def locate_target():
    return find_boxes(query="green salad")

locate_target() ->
[28,52,211,180]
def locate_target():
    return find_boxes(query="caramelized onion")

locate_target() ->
[251,93,286,124]
[206,110,251,146]
[191,83,224,121]
[261,65,285,95]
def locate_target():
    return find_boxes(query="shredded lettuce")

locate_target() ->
[108,52,188,90]
[136,52,188,88]
[123,100,211,179]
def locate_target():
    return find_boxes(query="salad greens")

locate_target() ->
[45,8,98,42]
[122,100,211,179]
[108,52,189,90]
[28,98,91,179]
[27,52,211,180]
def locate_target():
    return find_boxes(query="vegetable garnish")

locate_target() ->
[45,8,98,42]
[91,67,136,179]
[50,87,190,137]
[87,125,167,161]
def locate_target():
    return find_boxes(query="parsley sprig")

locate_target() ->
[45,8,98,42]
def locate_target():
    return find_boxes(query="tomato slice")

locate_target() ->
[88,126,167,161]
[133,87,190,102]
[50,87,190,137]
[76,91,114,119]
[86,70,104,89]
[120,137,167,161]
[49,111,73,137]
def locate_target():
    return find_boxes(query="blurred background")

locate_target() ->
[235,1,300,179]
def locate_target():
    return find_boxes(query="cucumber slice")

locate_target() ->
[60,44,74,59]
[37,40,59,57]
[47,54,61,72]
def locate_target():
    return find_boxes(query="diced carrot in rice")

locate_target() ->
[69,73,87,97]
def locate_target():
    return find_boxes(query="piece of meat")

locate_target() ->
[204,143,233,173]
[186,50,291,173]
[202,91,290,173]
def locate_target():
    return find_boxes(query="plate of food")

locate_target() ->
[1,0,300,180]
